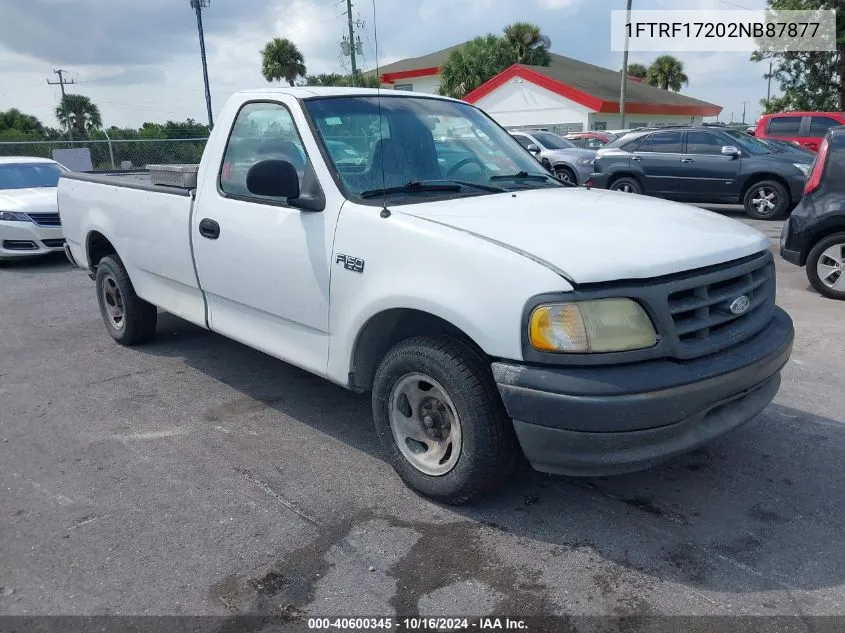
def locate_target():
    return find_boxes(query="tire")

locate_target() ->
[95,255,158,345]
[742,179,790,220]
[371,335,517,504]
[609,176,643,195]
[554,165,577,186]
[805,233,845,300]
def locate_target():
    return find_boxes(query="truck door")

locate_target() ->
[190,99,336,377]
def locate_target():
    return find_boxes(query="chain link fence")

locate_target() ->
[0,137,209,171]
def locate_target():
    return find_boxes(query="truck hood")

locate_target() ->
[400,188,770,284]
[0,187,58,212]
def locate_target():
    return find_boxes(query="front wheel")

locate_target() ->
[371,336,517,504]
[554,166,577,186]
[743,180,790,220]
[806,233,845,300]
[95,255,158,345]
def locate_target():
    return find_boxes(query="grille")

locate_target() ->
[42,238,66,248]
[2,240,38,250]
[664,252,775,359]
[26,212,62,227]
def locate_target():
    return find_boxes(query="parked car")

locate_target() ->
[508,130,596,185]
[58,88,793,504]
[0,157,68,260]
[564,132,617,150]
[587,126,813,219]
[756,137,815,156]
[753,112,845,153]
[780,126,845,300]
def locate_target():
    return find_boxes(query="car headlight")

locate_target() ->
[577,158,595,166]
[528,298,657,353]
[793,163,811,177]
[0,211,32,222]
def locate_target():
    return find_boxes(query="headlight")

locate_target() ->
[528,298,657,353]
[793,163,811,177]
[0,211,31,222]
[577,158,595,166]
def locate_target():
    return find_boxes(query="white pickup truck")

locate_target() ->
[58,87,794,504]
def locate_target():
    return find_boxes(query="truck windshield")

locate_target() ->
[303,96,561,203]
[0,162,66,190]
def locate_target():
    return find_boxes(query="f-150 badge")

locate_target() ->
[336,254,365,273]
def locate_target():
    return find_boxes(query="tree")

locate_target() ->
[261,38,306,86]
[625,62,649,79]
[752,0,844,111]
[438,23,551,99]
[0,108,45,134]
[503,22,551,66]
[306,72,380,88]
[646,55,689,92]
[55,94,102,136]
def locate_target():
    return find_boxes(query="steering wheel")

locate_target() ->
[446,157,487,178]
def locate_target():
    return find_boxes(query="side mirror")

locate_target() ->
[526,143,541,156]
[246,159,300,199]
[721,145,740,157]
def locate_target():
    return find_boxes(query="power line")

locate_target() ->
[46,69,75,142]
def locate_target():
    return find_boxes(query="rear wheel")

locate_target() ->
[95,255,157,345]
[371,336,517,504]
[743,179,790,220]
[609,176,643,195]
[806,233,845,300]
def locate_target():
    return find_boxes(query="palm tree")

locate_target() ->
[261,38,307,86]
[438,34,512,99]
[503,22,551,66]
[625,62,649,80]
[646,55,689,92]
[55,94,102,137]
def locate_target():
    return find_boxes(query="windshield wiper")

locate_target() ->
[359,179,504,199]
[490,171,558,183]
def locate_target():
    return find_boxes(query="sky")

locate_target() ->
[0,0,772,131]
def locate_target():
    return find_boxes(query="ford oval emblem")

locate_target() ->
[729,295,751,315]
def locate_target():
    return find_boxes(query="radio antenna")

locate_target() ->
[372,0,389,216]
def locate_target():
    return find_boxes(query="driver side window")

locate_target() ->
[219,102,310,202]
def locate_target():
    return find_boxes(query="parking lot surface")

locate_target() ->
[2,212,844,621]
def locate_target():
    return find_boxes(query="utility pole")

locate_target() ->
[766,60,773,109]
[741,101,748,124]
[346,0,358,85]
[47,69,75,141]
[619,0,633,129]
[190,0,213,127]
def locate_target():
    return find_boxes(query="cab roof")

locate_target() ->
[233,86,460,102]
[0,156,60,165]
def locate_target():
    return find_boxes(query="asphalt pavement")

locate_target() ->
[1,211,844,624]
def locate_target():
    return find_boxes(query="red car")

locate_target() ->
[564,132,617,149]
[753,112,845,153]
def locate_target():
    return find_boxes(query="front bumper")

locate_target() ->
[0,221,65,260]
[493,307,794,476]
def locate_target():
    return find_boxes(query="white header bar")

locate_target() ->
[610,9,836,52]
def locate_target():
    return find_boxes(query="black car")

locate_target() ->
[780,126,845,300]
[587,126,813,219]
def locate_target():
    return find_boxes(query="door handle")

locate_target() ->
[632,156,643,162]
[681,158,694,163]
[199,218,220,240]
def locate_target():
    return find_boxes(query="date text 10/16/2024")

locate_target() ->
[307,617,529,630]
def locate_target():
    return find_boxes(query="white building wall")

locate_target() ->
[591,113,703,130]
[472,78,591,131]
[383,75,442,95]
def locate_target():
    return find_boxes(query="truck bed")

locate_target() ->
[61,171,194,197]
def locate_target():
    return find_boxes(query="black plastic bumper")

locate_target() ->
[493,307,794,476]
[586,172,610,189]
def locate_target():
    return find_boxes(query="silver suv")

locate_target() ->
[509,130,597,186]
